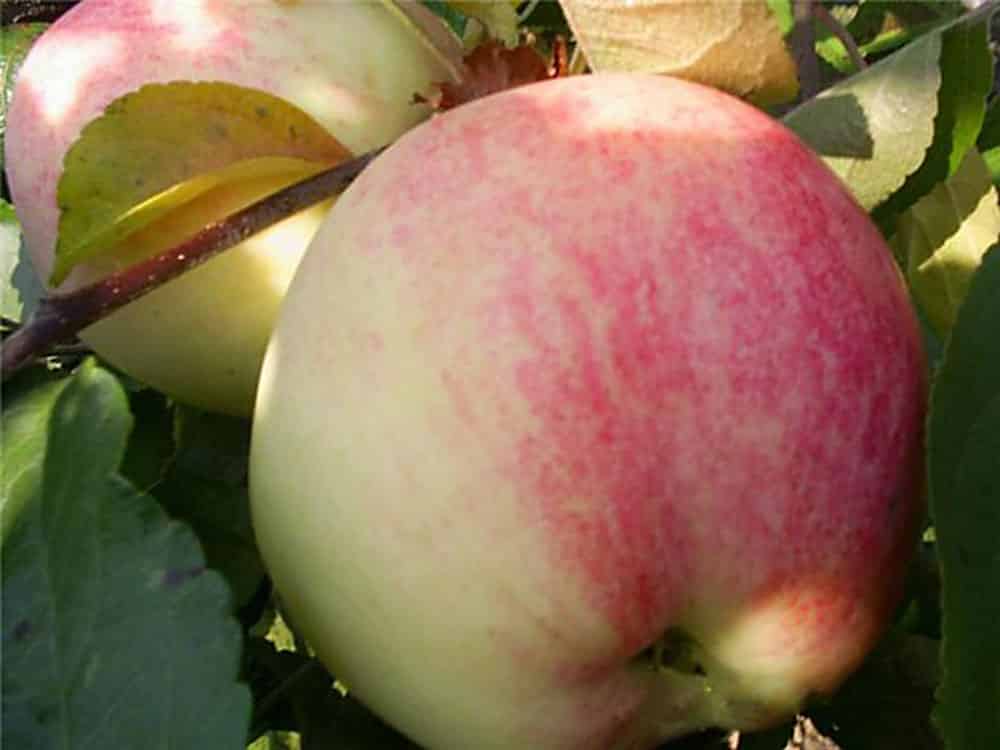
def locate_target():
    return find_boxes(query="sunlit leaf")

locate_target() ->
[892,150,1000,338]
[872,10,993,232]
[785,29,940,210]
[559,0,798,106]
[52,81,351,285]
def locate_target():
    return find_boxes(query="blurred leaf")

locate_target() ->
[1,23,47,164]
[981,98,1000,186]
[815,2,951,75]
[928,243,1000,750]
[52,81,351,285]
[153,407,264,607]
[785,27,941,210]
[892,150,1000,338]
[872,8,993,232]
[0,200,45,327]
[980,98,1000,153]
[518,0,571,35]
[422,0,468,36]
[450,0,519,46]
[560,0,798,106]
[764,0,793,36]
[248,732,302,750]
[1,359,251,750]
[1,200,24,322]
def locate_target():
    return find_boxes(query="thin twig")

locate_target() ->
[790,0,821,100]
[814,3,867,72]
[1,147,383,380]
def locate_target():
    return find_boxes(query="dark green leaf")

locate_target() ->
[981,98,1000,186]
[1,23,47,162]
[248,641,417,750]
[120,388,176,491]
[1,360,251,750]
[154,407,264,607]
[872,9,994,232]
[929,243,1000,749]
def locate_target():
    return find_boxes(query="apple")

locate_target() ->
[4,0,457,415]
[250,74,926,749]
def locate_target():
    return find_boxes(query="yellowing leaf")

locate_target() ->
[53,81,351,285]
[559,0,798,106]
[892,150,1000,338]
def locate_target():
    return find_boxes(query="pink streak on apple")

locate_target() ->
[380,74,924,696]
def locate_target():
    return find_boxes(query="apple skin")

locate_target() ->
[4,0,456,415]
[250,74,926,749]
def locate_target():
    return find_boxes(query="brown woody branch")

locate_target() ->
[1,147,383,380]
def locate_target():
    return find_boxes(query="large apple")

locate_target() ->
[250,74,926,748]
[4,0,457,415]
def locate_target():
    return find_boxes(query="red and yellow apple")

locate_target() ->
[250,74,926,749]
[4,0,457,415]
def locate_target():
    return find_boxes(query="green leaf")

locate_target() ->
[787,6,994,215]
[929,243,1000,750]
[784,26,941,211]
[764,0,794,36]
[1,200,23,323]
[1,360,251,749]
[872,9,994,231]
[248,732,302,750]
[1,23,47,164]
[0,200,45,327]
[892,149,1000,338]
[449,1,519,45]
[120,389,176,492]
[154,407,264,607]
[52,81,352,285]
[0,370,71,543]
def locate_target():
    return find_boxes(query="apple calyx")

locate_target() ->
[619,628,802,746]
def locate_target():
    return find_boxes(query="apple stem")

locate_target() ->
[0,147,384,381]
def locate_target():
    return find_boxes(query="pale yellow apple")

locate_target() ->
[4,0,457,415]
